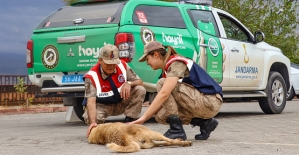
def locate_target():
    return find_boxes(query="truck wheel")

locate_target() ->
[258,72,286,114]
[286,87,295,101]
[73,97,84,121]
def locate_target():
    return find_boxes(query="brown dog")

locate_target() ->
[88,122,192,153]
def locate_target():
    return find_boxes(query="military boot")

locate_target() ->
[123,116,134,123]
[164,115,187,140]
[190,118,218,140]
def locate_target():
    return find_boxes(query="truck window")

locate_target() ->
[36,2,125,29]
[188,10,220,37]
[132,5,186,29]
[218,14,250,42]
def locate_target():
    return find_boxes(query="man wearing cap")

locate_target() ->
[83,44,146,137]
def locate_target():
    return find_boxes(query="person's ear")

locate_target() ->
[153,51,159,58]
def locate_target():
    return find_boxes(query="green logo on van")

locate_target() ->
[140,27,155,45]
[208,38,219,57]
[42,45,59,69]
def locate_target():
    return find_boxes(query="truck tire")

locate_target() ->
[73,97,84,122]
[286,87,295,101]
[258,72,286,114]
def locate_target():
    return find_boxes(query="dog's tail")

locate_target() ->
[106,141,140,153]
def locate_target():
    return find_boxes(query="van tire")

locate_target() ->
[73,97,84,121]
[258,72,286,114]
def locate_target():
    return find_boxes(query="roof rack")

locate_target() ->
[179,0,213,6]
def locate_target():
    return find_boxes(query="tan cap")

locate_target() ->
[138,41,165,62]
[99,44,120,64]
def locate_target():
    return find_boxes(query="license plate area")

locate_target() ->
[62,74,84,83]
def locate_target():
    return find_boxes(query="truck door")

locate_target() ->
[184,7,224,85]
[216,13,264,88]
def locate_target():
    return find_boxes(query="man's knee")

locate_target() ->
[131,85,146,99]
[82,108,106,125]
[134,85,146,93]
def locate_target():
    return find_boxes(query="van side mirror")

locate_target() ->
[253,31,265,44]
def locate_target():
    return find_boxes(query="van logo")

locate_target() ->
[140,27,155,45]
[162,32,184,45]
[79,45,100,58]
[42,45,59,69]
[68,48,74,57]
[208,38,219,57]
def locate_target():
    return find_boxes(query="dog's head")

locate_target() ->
[88,125,99,143]
[88,123,114,144]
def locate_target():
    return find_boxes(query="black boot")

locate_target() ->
[190,118,218,140]
[164,115,187,140]
[123,116,134,123]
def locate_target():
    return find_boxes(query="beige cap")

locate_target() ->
[138,41,165,62]
[100,44,120,64]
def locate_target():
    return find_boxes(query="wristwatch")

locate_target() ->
[126,81,132,85]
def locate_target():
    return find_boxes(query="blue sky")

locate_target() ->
[0,1,65,55]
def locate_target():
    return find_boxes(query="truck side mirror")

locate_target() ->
[253,31,265,44]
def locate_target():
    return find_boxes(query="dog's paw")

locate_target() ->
[182,141,193,147]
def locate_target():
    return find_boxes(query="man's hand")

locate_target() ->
[86,123,97,138]
[120,82,131,100]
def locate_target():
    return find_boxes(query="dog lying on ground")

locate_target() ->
[88,122,192,153]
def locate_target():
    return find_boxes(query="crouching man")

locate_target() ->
[83,44,146,137]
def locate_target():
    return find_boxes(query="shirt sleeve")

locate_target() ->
[84,78,97,98]
[166,61,189,78]
[126,63,141,81]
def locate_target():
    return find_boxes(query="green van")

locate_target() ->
[27,0,291,120]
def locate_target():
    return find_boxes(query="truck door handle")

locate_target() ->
[231,47,239,52]
[57,35,86,44]
[199,44,209,47]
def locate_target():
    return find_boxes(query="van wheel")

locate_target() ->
[287,87,295,101]
[258,72,286,114]
[73,97,84,121]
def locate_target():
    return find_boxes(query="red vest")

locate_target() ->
[162,55,223,97]
[84,61,127,99]
[162,55,189,78]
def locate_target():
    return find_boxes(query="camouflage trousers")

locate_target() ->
[83,85,146,125]
[155,78,223,125]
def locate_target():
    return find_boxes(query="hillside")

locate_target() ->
[0,53,27,75]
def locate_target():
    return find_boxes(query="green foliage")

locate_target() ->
[14,77,27,94]
[28,98,34,103]
[213,0,299,64]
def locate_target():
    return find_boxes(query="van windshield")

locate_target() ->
[36,2,124,29]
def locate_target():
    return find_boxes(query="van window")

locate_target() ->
[218,14,250,41]
[36,2,125,29]
[188,10,219,37]
[133,5,186,28]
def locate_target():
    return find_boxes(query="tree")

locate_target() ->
[212,0,299,64]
